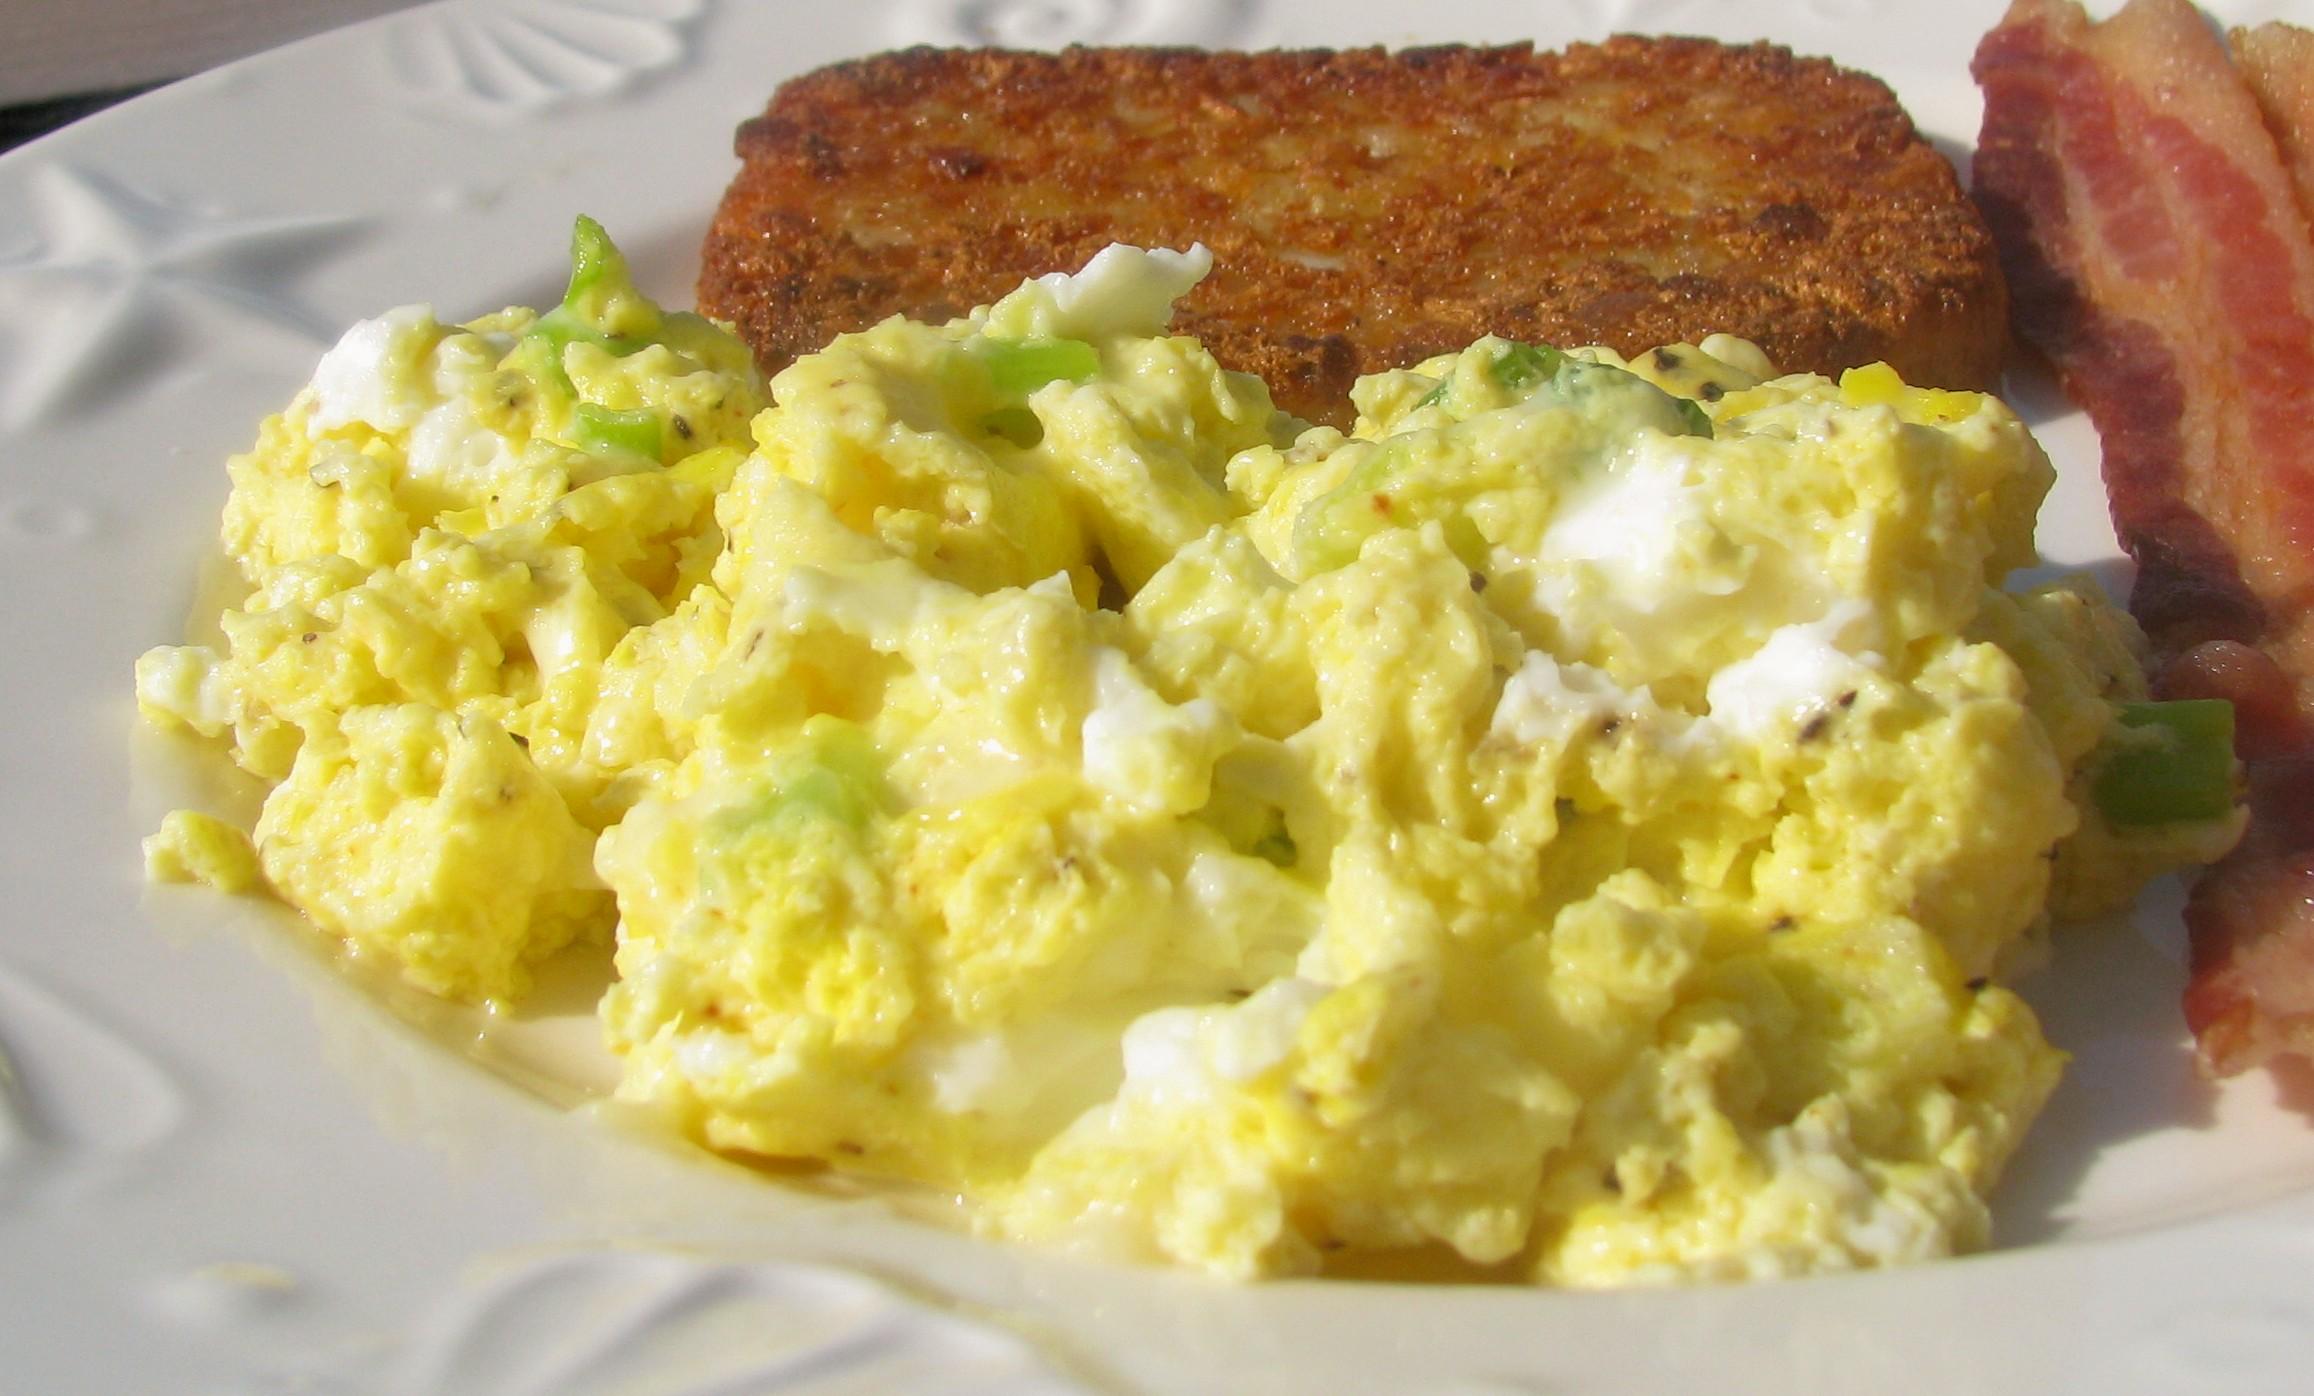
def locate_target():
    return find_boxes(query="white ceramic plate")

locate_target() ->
[6,1,2314,1391]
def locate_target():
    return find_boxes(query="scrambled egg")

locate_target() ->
[139,223,2238,1285]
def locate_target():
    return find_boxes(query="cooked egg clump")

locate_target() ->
[138,218,767,998]
[139,227,2236,1285]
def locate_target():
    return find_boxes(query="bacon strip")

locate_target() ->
[1972,0,2314,1075]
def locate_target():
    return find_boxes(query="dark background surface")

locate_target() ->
[0,85,156,154]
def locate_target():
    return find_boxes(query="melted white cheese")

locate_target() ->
[308,304,437,433]
[1117,976,1326,1111]
[999,243,1213,342]
[1705,602,1881,740]
[1535,437,1716,614]
[1079,647,1229,814]
[1489,651,1635,750]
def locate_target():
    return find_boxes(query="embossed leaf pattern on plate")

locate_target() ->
[0,958,185,1202]
[384,0,708,120]
[382,1250,1095,1395]
[879,0,1821,47]
[886,0,1264,47]
[0,164,362,433]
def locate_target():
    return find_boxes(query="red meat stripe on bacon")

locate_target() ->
[1973,0,2314,1074]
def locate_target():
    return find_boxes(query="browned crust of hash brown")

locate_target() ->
[699,40,2007,426]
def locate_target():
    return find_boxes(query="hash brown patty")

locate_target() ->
[699,40,2007,426]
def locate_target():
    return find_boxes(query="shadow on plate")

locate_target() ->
[1993,888,2224,1248]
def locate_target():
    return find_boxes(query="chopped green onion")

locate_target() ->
[564,214,620,309]
[520,316,647,395]
[517,216,657,396]
[769,760,881,830]
[555,214,658,341]
[570,403,663,460]
[1490,341,1564,391]
[697,725,891,909]
[732,721,887,832]
[1412,342,1562,410]
[1675,397,1715,438]
[2093,699,2237,826]
[980,337,1101,395]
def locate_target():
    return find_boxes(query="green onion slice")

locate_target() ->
[570,403,663,460]
[2093,699,2237,827]
[980,338,1101,395]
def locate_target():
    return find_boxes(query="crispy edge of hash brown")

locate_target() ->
[700,39,2008,426]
